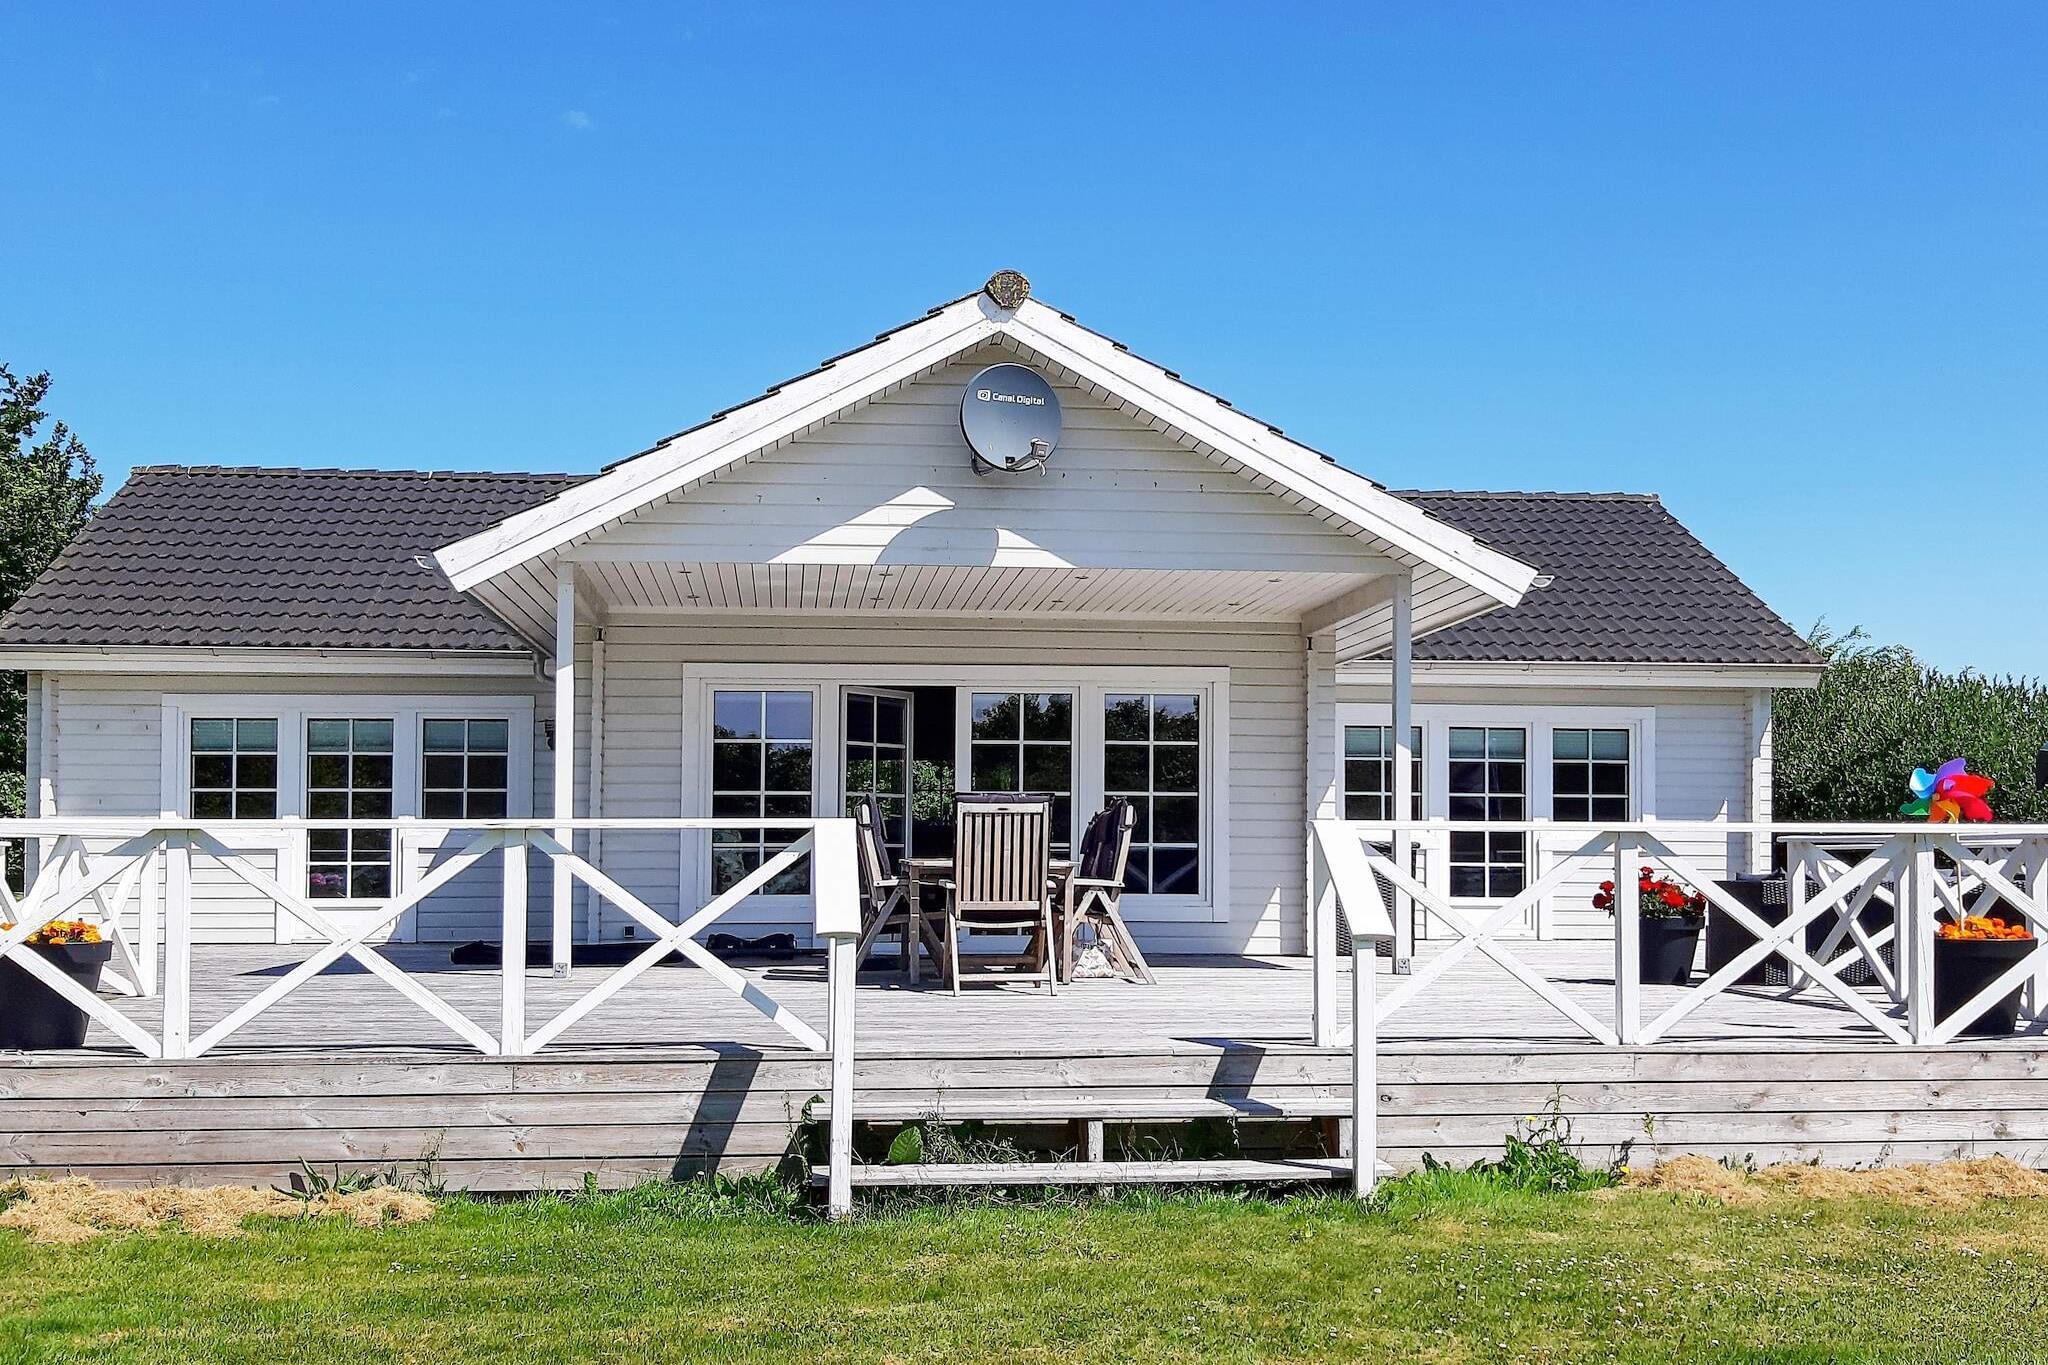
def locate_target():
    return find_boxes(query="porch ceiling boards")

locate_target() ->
[568,561,1372,623]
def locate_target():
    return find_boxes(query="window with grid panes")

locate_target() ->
[1551,728,1631,823]
[1447,725,1526,898]
[421,719,511,820]
[305,718,395,899]
[189,718,278,819]
[1342,725,1424,821]
[710,690,813,895]
[1103,692,1201,895]
[966,692,1073,856]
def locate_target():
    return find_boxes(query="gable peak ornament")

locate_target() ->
[983,270,1030,311]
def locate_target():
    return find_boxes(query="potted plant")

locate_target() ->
[1934,914,2034,1038]
[1594,866,1707,986]
[1899,757,2034,1037]
[0,919,112,1050]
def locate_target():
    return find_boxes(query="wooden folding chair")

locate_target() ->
[940,795,1056,995]
[849,796,918,978]
[1060,798,1155,985]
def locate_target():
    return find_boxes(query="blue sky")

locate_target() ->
[5,3,2044,676]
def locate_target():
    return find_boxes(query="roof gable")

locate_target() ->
[430,282,1540,614]
[583,344,1389,574]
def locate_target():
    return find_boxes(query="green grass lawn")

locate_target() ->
[3,1176,2045,1363]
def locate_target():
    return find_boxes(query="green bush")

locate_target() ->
[1775,625,2048,823]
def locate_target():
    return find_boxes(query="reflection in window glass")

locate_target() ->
[1342,725,1423,822]
[1552,728,1630,823]
[190,718,278,820]
[967,692,1073,855]
[843,693,911,863]
[422,718,511,821]
[1103,693,1201,895]
[1447,726,1526,898]
[306,718,395,899]
[711,690,813,894]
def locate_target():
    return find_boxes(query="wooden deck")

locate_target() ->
[6,940,2048,1189]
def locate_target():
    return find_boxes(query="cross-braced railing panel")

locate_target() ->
[0,831,162,1056]
[520,831,829,1054]
[1360,832,1621,1046]
[0,816,862,1062]
[184,829,506,1058]
[1311,820,2048,1054]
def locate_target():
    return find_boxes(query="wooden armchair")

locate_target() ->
[849,796,916,978]
[1060,798,1155,984]
[939,795,1056,995]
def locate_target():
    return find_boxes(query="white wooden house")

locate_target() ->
[0,272,1820,957]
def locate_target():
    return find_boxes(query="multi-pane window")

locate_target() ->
[421,719,511,820]
[843,693,911,865]
[306,719,395,899]
[967,692,1073,855]
[1342,725,1424,822]
[1552,728,1631,823]
[1447,726,1526,898]
[189,719,278,818]
[1104,692,1201,895]
[711,690,813,895]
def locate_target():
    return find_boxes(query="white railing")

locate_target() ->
[1312,820,2048,1049]
[0,817,862,1059]
[1311,820,2048,1196]
[0,814,868,1216]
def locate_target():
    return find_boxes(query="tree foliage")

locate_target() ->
[1774,623,2048,823]
[1,365,101,817]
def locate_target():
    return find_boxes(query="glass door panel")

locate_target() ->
[844,689,913,863]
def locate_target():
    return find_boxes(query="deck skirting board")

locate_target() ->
[5,1043,2048,1188]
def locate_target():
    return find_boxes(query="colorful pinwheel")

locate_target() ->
[1900,758,1996,823]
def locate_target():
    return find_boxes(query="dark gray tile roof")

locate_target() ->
[0,466,585,652]
[1394,491,1820,666]
[0,467,1818,668]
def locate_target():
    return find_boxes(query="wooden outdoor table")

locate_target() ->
[903,856,1073,987]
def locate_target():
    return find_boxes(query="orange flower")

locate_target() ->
[1939,915,2036,942]
[7,918,103,947]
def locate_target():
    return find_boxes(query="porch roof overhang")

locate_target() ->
[434,285,1540,659]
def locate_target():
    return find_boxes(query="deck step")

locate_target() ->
[816,1157,1385,1189]
[818,1096,1352,1123]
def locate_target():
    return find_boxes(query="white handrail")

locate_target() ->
[0,816,864,1061]
[1311,819,2048,1201]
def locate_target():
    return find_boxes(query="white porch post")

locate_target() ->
[1390,574,1415,975]
[552,567,576,978]
[1306,632,1340,1045]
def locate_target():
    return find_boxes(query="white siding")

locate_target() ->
[592,617,1309,955]
[36,670,554,945]
[1332,681,1760,938]
[583,349,1387,577]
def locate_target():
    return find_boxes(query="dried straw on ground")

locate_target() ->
[0,1177,435,1245]
[1626,1154,2048,1208]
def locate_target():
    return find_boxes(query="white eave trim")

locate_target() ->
[431,292,1540,610]
[1335,659,1825,690]
[0,646,539,677]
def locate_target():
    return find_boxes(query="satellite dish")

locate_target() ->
[961,363,1061,475]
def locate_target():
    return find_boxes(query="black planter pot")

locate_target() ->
[0,940,112,1049]
[1933,934,2033,1038]
[1639,916,1703,986]
[1708,876,1895,988]
[1707,876,1784,985]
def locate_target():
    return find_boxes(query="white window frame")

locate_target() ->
[683,664,1230,926]
[161,693,536,941]
[1334,701,1656,932]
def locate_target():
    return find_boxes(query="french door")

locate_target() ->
[843,689,914,863]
